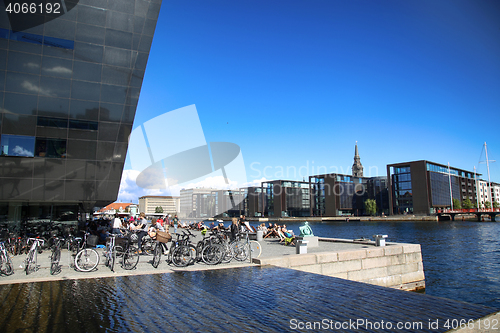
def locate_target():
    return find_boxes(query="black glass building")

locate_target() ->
[0,0,162,228]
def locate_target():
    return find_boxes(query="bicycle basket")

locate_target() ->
[115,237,129,248]
[156,230,172,243]
[87,235,99,247]
[129,232,138,243]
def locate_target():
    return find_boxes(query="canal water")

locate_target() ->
[263,220,500,309]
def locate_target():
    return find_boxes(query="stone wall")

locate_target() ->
[253,241,425,291]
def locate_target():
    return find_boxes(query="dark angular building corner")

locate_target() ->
[0,0,163,229]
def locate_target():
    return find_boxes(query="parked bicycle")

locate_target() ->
[118,229,140,270]
[167,230,197,267]
[49,236,65,275]
[0,241,14,276]
[24,238,45,275]
[103,234,117,272]
[73,232,100,272]
[151,229,171,268]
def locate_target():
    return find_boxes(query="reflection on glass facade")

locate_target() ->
[0,0,162,227]
[392,165,413,214]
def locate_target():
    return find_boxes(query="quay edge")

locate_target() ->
[252,238,426,292]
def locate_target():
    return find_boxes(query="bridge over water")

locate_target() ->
[436,208,500,221]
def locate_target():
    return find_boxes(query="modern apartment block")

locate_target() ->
[476,180,500,208]
[309,173,388,217]
[387,160,479,215]
[138,195,180,216]
[0,0,162,227]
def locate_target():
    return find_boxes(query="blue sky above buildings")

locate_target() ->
[118,0,500,201]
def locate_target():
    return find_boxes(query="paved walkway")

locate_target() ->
[0,232,379,285]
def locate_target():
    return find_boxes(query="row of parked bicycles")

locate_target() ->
[148,228,262,269]
[0,227,262,276]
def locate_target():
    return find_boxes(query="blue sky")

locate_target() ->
[118,0,500,202]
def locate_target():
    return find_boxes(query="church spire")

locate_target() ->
[352,141,363,177]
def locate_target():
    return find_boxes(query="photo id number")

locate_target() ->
[5,2,61,14]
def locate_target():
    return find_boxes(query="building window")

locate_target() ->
[0,134,35,157]
[35,138,66,158]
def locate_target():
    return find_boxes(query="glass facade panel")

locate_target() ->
[105,29,133,49]
[35,138,66,158]
[74,42,104,64]
[70,80,101,101]
[4,93,38,115]
[2,114,37,135]
[0,157,34,177]
[41,56,73,79]
[37,96,69,117]
[69,100,99,120]
[72,61,102,82]
[77,5,107,27]
[1,135,35,157]
[103,47,131,67]
[75,22,106,45]
[0,0,162,225]
[5,71,39,94]
[39,76,71,98]
[99,103,124,122]
[67,139,97,160]
[6,51,41,74]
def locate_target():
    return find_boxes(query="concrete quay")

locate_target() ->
[0,232,424,292]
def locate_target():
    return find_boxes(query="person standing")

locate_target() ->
[173,214,179,234]
[111,213,122,234]
[132,212,148,254]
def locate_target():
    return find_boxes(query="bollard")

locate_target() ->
[256,230,263,242]
[296,240,309,254]
[373,234,388,247]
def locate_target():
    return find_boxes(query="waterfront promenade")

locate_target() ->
[0,232,384,285]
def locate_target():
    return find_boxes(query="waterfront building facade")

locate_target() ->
[179,188,215,218]
[476,180,500,208]
[0,0,162,228]
[387,160,479,215]
[256,180,310,218]
[309,173,387,216]
[138,195,180,216]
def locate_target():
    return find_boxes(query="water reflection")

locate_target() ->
[0,267,495,333]
[264,220,500,308]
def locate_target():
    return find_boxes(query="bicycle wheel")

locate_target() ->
[220,242,234,263]
[172,245,196,267]
[110,248,116,272]
[249,240,262,258]
[232,241,249,261]
[122,246,139,270]
[0,253,14,276]
[75,248,99,272]
[142,238,155,255]
[201,243,223,265]
[25,250,35,275]
[50,247,61,275]
[152,242,161,268]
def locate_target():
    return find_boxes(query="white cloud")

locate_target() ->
[117,169,181,202]
[12,145,33,157]
[43,66,72,75]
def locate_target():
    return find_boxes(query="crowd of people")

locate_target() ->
[90,213,296,247]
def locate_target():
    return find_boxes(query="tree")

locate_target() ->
[484,201,491,209]
[494,201,500,209]
[462,198,473,209]
[364,199,377,216]
[155,206,163,213]
[452,198,461,210]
